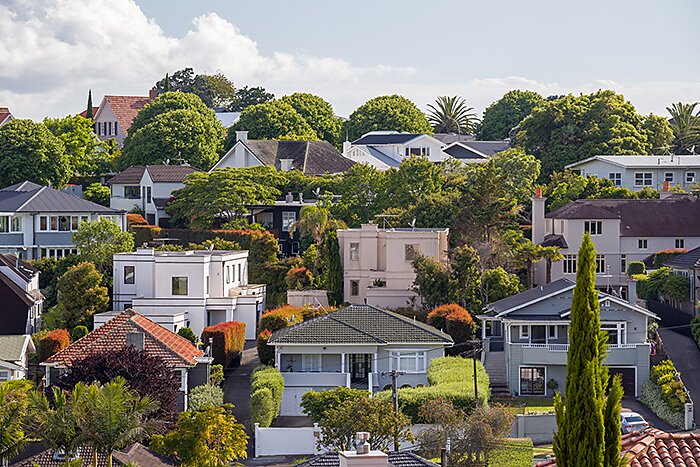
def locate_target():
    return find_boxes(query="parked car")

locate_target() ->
[621,412,649,433]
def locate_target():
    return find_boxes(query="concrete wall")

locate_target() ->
[510,414,557,445]
[287,290,329,308]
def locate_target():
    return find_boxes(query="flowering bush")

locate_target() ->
[285,267,313,290]
[38,329,71,362]
[640,381,685,429]
[650,360,688,411]
[427,304,475,344]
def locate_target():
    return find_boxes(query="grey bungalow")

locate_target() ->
[478,278,657,397]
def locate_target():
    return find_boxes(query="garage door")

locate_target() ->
[280,388,307,416]
[608,367,636,397]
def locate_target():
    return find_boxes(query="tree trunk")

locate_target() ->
[527,261,534,289]
[546,259,552,284]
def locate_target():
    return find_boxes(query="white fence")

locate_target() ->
[254,423,323,458]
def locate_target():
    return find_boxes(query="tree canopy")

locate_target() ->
[72,218,135,276]
[44,115,111,175]
[667,102,700,155]
[280,93,342,144]
[477,90,545,140]
[230,85,275,111]
[155,68,237,110]
[427,95,479,134]
[55,262,109,329]
[232,100,317,141]
[344,95,432,141]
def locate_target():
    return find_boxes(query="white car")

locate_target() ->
[621,412,649,433]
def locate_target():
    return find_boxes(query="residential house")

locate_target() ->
[0,107,14,126]
[337,224,449,309]
[297,450,439,467]
[0,253,43,334]
[478,278,657,397]
[43,309,212,411]
[107,164,200,226]
[92,90,155,144]
[566,155,700,192]
[342,131,447,170]
[431,133,475,144]
[267,304,453,416]
[441,140,510,163]
[0,334,35,381]
[212,131,354,175]
[107,247,265,339]
[12,443,174,467]
[663,246,700,312]
[0,181,126,260]
[531,189,700,295]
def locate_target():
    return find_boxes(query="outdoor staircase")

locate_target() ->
[484,351,510,397]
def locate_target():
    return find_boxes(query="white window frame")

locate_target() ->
[686,172,696,183]
[665,172,674,183]
[519,325,530,340]
[0,370,10,381]
[301,354,322,372]
[226,266,231,284]
[38,215,88,232]
[123,265,135,285]
[281,211,296,232]
[609,173,622,186]
[584,220,602,236]
[634,172,653,186]
[547,325,558,341]
[391,351,427,373]
[563,255,577,274]
[676,239,685,249]
[638,239,648,250]
[519,366,546,396]
[350,280,359,296]
[595,254,606,275]
[601,322,626,345]
[349,243,360,261]
[621,254,626,274]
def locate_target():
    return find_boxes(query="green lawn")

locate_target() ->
[488,438,534,466]
[492,396,555,414]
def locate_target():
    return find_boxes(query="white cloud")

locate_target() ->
[0,0,697,121]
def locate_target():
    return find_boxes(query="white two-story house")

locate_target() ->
[93,91,154,144]
[0,253,43,334]
[532,190,700,296]
[337,224,449,309]
[566,155,700,192]
[268,304,453,416]
[0,181,126,260]
[104,248,266,339]
[342,132,447,170]
[107,165,200,226]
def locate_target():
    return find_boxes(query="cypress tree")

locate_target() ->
[325,231,343,306]
[86,89,93,119]
[604,374,624,467]
[164,73,170,92]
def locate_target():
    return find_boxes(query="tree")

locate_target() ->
[167,167,282,228]
[412,255,451,310]
[84,183,110,206]
[56,262,109,328]
[481,267,522,303]
[427,95,479,134]
[72,218,134,276]
[155,68,237,109]
[477,90,545,140]
[344,95,433,141]
[57,346,180,423]
[450,245,482,311]
[332,163,386,226]
[44,115,103,175]
[188,384,224,412]
[667,102,700,154]
[0,380,31,464]
[325,231,343,306]
[0,119,71,188]
[230,85,275,112]
[177,327,197,344]
[291,204,346,276]
[515,91,652,177]
[86,89,94,119]
[490,147,541,205]
[199,73,237,109]
[604,374,624,467]
[28,385,86,460]
[232,100,317,140]
[642,113,674,154]
[280,93,342,144]
[151,404,248,467]
[381,156,444,209]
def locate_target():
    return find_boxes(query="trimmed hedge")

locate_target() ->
[250,366,285,427]
[210,364,224,386]
[201,321,246,368]
[126,213,149,227]
[251,388,274,427]
[188,383,224,412]
[301,386,369,422]
[691,314,700,348]
[652,249,688,269]
[627,261,646,276]
[71,326,88,341]
[640,380,685,429]
[177,327,197,344]
[650,359,688,411]
[38,329,71,362]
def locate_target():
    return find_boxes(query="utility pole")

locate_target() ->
[463,339,482,406]
[381,368,405,451]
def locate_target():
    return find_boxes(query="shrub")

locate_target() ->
[257,330,275,366]
[627,261,646,276]
[301,386,369,422]
[188,383,224,412]
[640,381,685,429]
[38,329,71,362]
[285,267,313,291]
[210,364,224,386]
[650,359,688,411]
[201,321,246,368]
[652,249,688,269]
[251,366,285,420]
[177,327,198,344]
[691,315,700,348]
[71,325,89,341]
[259,305,304,332]
[662,274,690,302]
[445,307,476,344]
[126,213,149,228]
[251,388,275,427]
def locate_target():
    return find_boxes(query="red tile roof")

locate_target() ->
[79,107,99,119]
[0,107,13,125]
[44,310,203,368]
[536,428,700,466]
[102,95,151,133]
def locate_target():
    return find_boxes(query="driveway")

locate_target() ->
[224,340,260,430]
[622,396,674,432]
[659,328,700,426]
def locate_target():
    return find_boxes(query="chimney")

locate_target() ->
[339,433,388,467]
[342,140,352,156]
[285,190,294,203]
[660,180,673,199]
[235,130,248,143]
[531,187,547,245]
[149,87,158,101]
[627,279,638,306]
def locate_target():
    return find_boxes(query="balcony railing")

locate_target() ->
[521,343,640,352]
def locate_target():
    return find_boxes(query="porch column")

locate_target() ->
[346,372,351,388]
[482,321,487,339]
[341,353,346,373]
[368,372,373,395]
[275,348,281,369]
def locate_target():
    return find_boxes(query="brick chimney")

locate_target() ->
[660,180,673,199]
[339,433,388,467]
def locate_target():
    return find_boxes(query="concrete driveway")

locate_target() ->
[659,328,700,426]
[224,341,260,430]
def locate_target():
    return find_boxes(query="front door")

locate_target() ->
[349,354,371,383]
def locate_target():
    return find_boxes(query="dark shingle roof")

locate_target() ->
[541,234,568,248]
[107,165,200,185]
[443,143,488,160]
[0,253,38,281]
[297,451,439,467]
[444,141,509,159]
[546,196,700,237]
[664,245,700,268]
[244,140,354,174]
[105,166,145,184]
[432,133,475,144]
[268,304,452,345]
[484,278,574,316]
[0,183,118,213]
[352,133,423,145]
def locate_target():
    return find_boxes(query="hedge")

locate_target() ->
[71,326,88,341]
[126,213,148,228]
[300,386,369,422]
[201,321,246,368]
[38,329,71,362]
[650,359,688,411]
[488,438,534,467]
[188,383,224,412]
[634,267,689,303]
[652,249,688,269]
[251,388,275,427]
[250,365,285,427]
[640,381,685,429]
[627,261,646,276]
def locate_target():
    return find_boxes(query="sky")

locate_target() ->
[1,0,699,121]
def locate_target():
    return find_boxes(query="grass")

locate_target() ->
[488,438,534,466]
[492,396,556,414]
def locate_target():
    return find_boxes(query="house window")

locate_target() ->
[0,216,20,233]
[634,172,653,186]
[621,255,627,274]
[0,370,9,382]
[520,367,546,395]
[291,242,300,255]
[595,255,606,275]
[665,172,674,183]
[146,187,152,203]
[282,211,296,232]
[302,354,322,372]
[609,173,622,186]
[676,239,685,249]
[124,186,140,199]
[404,147,430,157]
[519,325,530,339]
[563,255,577,274]
[238,264,241,282]
[686,172,696,183]
[548,325,558,340]
[40,216,47,231]
[391,352,426,372]
[11,217,21,232]
[638,239,648,250]
[350,280,359,296]
[404,244,420,262]
[172,276,188,296]
[124,266,135,284]
[601,323,626,345]
[349,243,360,261]
[584,220,602,236]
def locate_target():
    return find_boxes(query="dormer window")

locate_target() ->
[280,159,294,172]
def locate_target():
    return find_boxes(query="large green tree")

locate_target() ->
[514,91,652,177]
[232,100,317,141]
[332,163,386,226]
[155,68,237,109]
[72,218,135,276]
[427,95,479,134]
[280,93,342,144]
[230,85,275,111]
[120,92,226,170]
[344,95,432,141]
[642,113,674,154]
[291,204,346,276]
[0,380,31,464]
[44,115,108,175]
[490,147,541,205]
[56,262,109,328]
[0,119,71,188]
[477,90,545,140]
[667,102,700,155]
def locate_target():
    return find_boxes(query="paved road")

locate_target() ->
[659,328,700,426]
[223,340,260,432]
[621,396,674,432]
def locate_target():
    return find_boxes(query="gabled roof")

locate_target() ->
[432,133,475,144]
[484,278,575,317]
[214,112,240,127]
[541,234,568,249]
[0,273,40,307]
[0,182,118,213]
[100,95,151,134]
[44,310,203,368]
[566,154,700,169]
[269,304,452,345]
[0,335,33,363]
[546,196,700,237]
[664,245,700,269]
[296,451,439,467]
[0,107,13,125]
[443,140,509,159]
[352,132,426,145]
[78,107,99,119]
[106,165,200,185]
[11,443,173,467]
[366,146,400,167]
[0,253,38,282]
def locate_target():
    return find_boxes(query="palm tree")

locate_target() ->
[667,102,700,154]
[427,96,479,135]
[291,205,346,276]
[0,382,29,466]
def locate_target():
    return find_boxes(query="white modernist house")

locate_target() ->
[267,304,453,416]
[531,189,700,295]
[0,181,125,260]
[337,224,449,309]
[107,248,266,339]
[566,155,700,192]
[0,334,35,381]
[107,165,200,226]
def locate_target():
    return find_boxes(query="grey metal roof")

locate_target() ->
[352,133,423,145]
[296,452,439,467]
[268,304,453,345]
[432,133,475,144]
[366,146,400,167]
[664,246,700,269]
[0,335,30,362]
[461,140,510,156]
[3,181,43,192]
[0,183,118,213]
[484,278,575,316]
[443,143,488,160]
[541,234,568,249]
[243,140,354,175]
